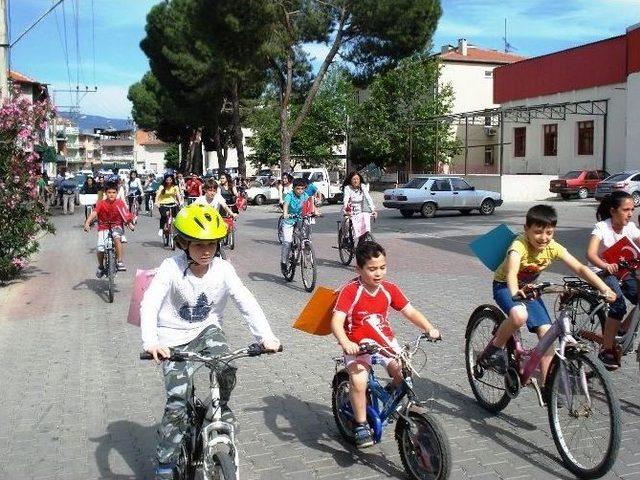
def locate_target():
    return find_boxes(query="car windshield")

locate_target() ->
[403,178,428,189]
[604,173,631,182]
[293,171,312,180]
[561,171,582,179]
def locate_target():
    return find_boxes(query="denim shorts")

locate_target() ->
[493,281,551,333]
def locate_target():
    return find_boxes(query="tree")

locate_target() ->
[247,68,356,171]
[350,55,460,172]
[265,0,442,172]
[164,144,180,171]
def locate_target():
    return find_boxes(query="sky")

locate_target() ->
[9,0,640,120]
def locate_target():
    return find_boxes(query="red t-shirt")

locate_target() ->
[95,198,131,231]
[186,179,202,197]
[334,278,410,346]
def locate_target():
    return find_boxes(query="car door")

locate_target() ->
[584,171,599,192]
[429,178,454,208]
[451,178,477,207]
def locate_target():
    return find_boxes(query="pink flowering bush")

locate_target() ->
[0,91,55,282]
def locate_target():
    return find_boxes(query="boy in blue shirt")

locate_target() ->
[280,178,317,275]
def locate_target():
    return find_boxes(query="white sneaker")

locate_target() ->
[158,229,163,237]
[121,235,127,243]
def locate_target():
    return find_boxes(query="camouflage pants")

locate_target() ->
[157,325,237,464]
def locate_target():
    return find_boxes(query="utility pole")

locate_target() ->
[0,0,8,99]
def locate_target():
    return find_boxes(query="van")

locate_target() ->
[118,168,131,180]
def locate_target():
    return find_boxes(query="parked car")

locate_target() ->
[292,167,343,204]
[382,176,503,218]
[595,170,640,206]
[549,170,609,200]
[245,178,280,205]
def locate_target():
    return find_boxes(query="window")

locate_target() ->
[543,124,557,156]
[484,70,493,78]
[585,171,598,180]
[403,178,428,189]
[598,170,609,179]
[430,179,451,191]
[514,127,526,157]
[484,146,494,165]
[451,178,474,191]
[484,116,492,126]
[578,121,594,155]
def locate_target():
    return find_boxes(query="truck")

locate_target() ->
[292,168,343,204]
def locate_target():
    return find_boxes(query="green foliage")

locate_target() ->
[350,55,460,172]
[247,68,357,170]
[164,144,180,171]
[0,93,55,282]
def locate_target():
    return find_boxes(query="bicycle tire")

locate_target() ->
[396,410,452,480]
[228,229,235,251]
[211,452,236,480]
[107,249,115,303]
[547,350,621,479]
[300,240,316,292]
[277,216,284,244]
[338,221,354,266]
[331,370,357,443]
[555,291,605,346]
[464,306,511,413]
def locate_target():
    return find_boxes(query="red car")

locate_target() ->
[549,170,609,200]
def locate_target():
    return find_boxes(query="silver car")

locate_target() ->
[383,176,503,218]
[594,171,640,206]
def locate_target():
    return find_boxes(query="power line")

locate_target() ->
[91,0,95,87]
[60,0,73,106]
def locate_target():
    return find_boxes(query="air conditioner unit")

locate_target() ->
[484,126,497,136]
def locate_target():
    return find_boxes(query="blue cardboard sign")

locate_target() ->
[470,224,518,271]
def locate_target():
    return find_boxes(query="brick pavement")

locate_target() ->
[1,200,640,479]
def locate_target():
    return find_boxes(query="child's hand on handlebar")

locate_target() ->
[426,328,440,340]
[602,288,617,303]
[261,337,281,352]
[341,340,361,356]
[146,345,171,363]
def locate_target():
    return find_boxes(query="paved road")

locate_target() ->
[1,197,640,480]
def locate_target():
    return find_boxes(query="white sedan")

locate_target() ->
[245,179,280,205]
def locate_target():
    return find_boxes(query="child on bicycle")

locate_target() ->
[280,178,318,274]
[482,204,616,383]
[83,181,134,276]
[196,178,238,219]
[141,203,280,480]
[342,171,377,244]
[330,241,440,448]
[155,172,182,238]
[586,191,640,369]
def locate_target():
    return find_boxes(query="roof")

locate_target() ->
[9,70,39,85]
[135,129,166,146]
[437,47,526,65]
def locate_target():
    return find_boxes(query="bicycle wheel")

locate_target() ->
[227,228,235,250]
[169,233,175,251]
[277,216,284,244]
[396,410,452,480]
[464,306,511,413]
[283,242,297,282]
[106,249,115,303]
[555,291,605,345]
[331,370,356,443]
[338,221,354,265]
[211,452,236,480]
[547,350,621,479]
[300,240,316,292]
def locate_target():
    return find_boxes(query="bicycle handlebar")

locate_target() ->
[512,282,608,302]
[357,333,442,355]
[140,343,283,362]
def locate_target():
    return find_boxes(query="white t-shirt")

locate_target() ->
[140,254,275,350]
[195,193,228,210]
[590,218,640,271]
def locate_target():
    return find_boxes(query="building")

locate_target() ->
[494,24,640,181]
[56,118,81,169]
[79,132,101,168]
[435,39,526,174]
[134,129,169,174]
[96,128,135,169]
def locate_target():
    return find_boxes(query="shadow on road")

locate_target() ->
[142,240,166,248]
[315,257,353,272]
[247,271,310,293]
[251,238,281,247]
[72,278,114,303]
[0,266,50,288]
[90,420,155,480]
[247,393,408,478]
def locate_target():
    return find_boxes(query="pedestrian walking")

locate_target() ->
[61,173,77,215]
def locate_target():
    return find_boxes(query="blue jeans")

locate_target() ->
[493,281,551,333]
[600,274,637,320]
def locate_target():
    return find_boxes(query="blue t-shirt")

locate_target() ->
[283,184,317,225]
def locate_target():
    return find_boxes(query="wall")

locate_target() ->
[448,124,499,174]
[439,61,499,113]
[500,83,627,176]
[135,144,167,173]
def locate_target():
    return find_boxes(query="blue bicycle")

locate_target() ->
[331,334,451,480]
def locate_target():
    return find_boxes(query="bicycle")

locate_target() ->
[161,203,178,250]
[282,213,317,292]
[277,214,284,244]
[128,193,142,224]
[465,282,621,478]
[336,213,375,266]
[221,215,236,251]
[145,191,156,217]
[558,259,640,372]
[102,223,119,303]
[140,343,283,480]
[79,193,98,221]
[332,334,451,480]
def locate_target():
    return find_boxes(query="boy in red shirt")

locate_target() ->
[84,182,135,277]
[330,241,440,448]
[185,173,203,203]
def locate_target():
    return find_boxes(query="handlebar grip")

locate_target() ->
[140,352,154,360]
[421,333,442,342]
[247,343,284,356]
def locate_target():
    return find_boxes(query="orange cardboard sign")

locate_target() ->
[292,286,338,336]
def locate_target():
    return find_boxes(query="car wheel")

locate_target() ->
[560,193,571,200]
[400,209,414,218]
[479,198,495,215]
[420,202,436,218]
[577,187,589,200]
[254,195,266,206]
[633,191,640,207]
